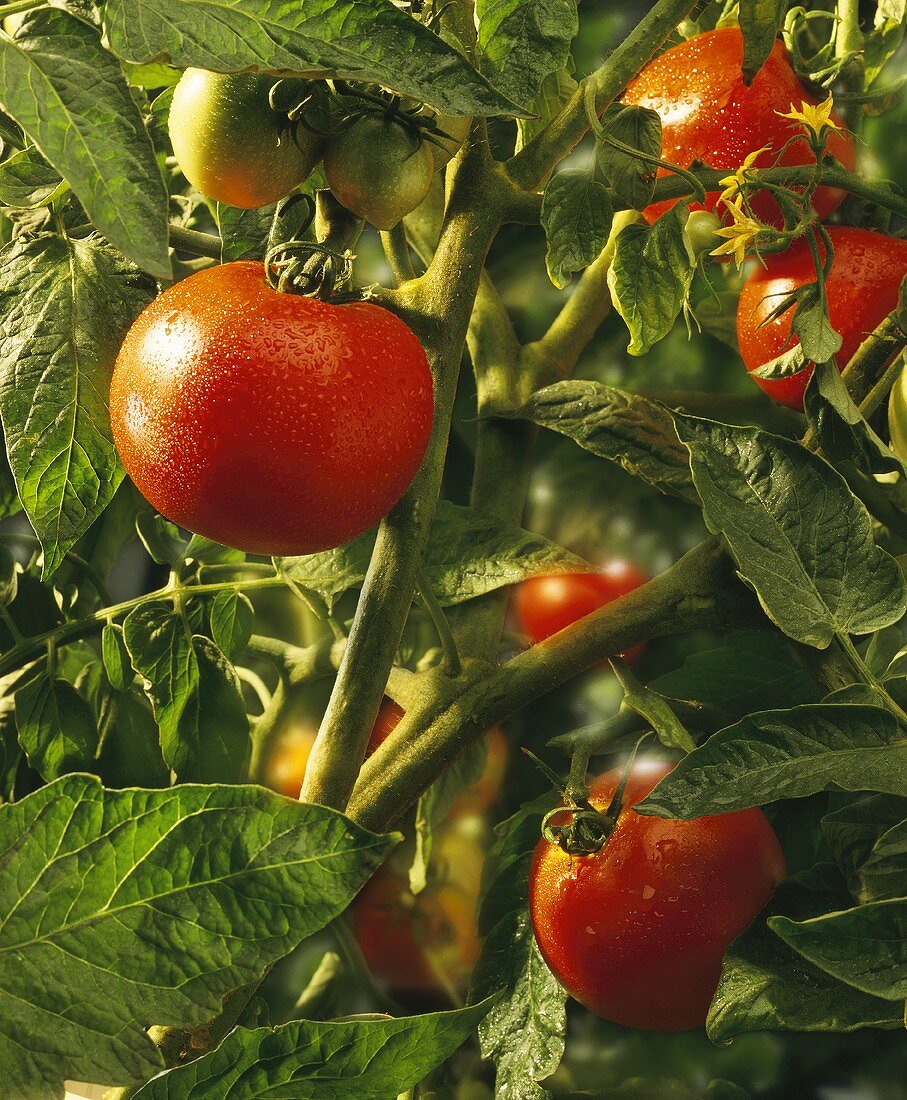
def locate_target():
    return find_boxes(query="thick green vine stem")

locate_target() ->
[348,536,756,831]
[507,0,700,190]
[299,131,509,810]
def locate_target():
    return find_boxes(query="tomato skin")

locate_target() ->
[323,114,435,230]
[169,69,321,209]
[737,228,907,409]
[369,701,508,815]
[622,28,855,226]
[265,725,316,798]
[110,262,434,555]
[530,759,785,1031]
[513,563,649,647]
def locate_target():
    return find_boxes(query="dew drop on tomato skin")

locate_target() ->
[738,228,907,409]
[109,262,434,556]
[529,759,785,1031]
[622,27,855,226]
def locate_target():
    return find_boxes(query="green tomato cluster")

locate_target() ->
[168,69,470,227]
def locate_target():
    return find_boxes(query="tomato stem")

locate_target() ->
[415,568,461,677]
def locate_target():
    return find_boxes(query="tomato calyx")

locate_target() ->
[263,194,357,300]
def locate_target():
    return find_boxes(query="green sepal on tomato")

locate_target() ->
[169,69,323,209]
[109,261,434,556]
[529,758,785,1031]
[622,27,855,226]
[738,227,907,408]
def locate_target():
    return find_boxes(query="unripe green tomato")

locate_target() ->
[323,114,434,230]
[889,367,907,461]
[169,69,322,209]
[683,209,722,262]
[428,114,471,168]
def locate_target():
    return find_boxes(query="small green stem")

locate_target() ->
[381,222,419,283]
[0,0,42,18]
[415,569,461,677]
[168,224,222,261]
[839,633,907,728]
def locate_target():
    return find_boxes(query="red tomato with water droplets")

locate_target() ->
[110,262,433,555]
[622,28,855,226]
[530,759,785,1031]
[738,227,907,408]
[513,563,649,660]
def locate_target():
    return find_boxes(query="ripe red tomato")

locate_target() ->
[622,27,855,226]
[110,262,434,555]
[530,759,785,1031]
[369,700,508,816]
[513,562,649,651]
[352,821,484,995]
[737,227,907,408]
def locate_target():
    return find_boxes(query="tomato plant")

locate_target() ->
[1,0,907,1097]
[530,759,785,1031]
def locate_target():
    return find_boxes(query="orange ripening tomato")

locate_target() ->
[737,227,907,408]
[530,759,785,1031]
[264,725,317,799]
[368,700,508,816]
[110,262,434,556]
[622,27,855,226]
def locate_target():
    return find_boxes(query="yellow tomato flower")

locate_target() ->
[718,146,771,204]
[776,96,840,138]
[710,200,764,268]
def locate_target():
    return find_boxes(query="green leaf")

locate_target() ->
[0,775,396,1098]
[804,360,906,478]
[859,817,907,901]
[277,501,585,612]
[651,630,820,717]
[0,145,63,208]
[476,0,578,107]
[123,601,250,782]
[738,0,787,84]
[103,0,522,118]
[608,206,693,356]
[0,234,155,577]
[95,687,170,788]
[184,533,245,566]
[515,67,577,152]
[771,896,907,1001]
[791,292,842,364]
[708,864,902,1040]
[637,703,907,819]
[14,673,98,780]
[132,1003,493,1099]
[822,793,907,895]
[102,622,135,692]
[471,795,566,1099]
[136,511,187,567]
[511,380,698,504]
[675,416,907,647]
[0,10,170,277]
[611,657,695,753]
[210,590,254,658]
[541,166,613,288]
[216,169,326,262]
[0,547,18,608]
[595,103,662,209]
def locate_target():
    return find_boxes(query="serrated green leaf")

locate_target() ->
[771,896,907,1001]
[123,601,250,782]
[822,793,907,895]
[708,864,902,1040]
[0,9,170,277]
[675,416,907,647]
[14,673,98,780]
[471,795,566,1099]
[738,0,787,84]
[0,234,154,577]
[210,590,254,658]
[541,167,613,288]
[859,816,907,901]
[792,292,843,364]
[637,703,907,819]
[608,206,693,355]
[0,775,396,1098]
[595,103,661,209]
[511,380,698,504]
[0,145,63,208]
[476,0,578,107]
[133,1002,493,1099]
[104,0,522,118]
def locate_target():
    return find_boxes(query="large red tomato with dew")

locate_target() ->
[110,262,433,555]
[530,758,785,1031]
[513,562,649,660]
[738,227,907,408]
[369,700,508,816]
[622,27,854,225]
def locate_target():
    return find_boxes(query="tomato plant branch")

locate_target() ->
[349,536,754,830]
[168,224,222,261]
[299,131,506,810]
[507,0,700,190]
